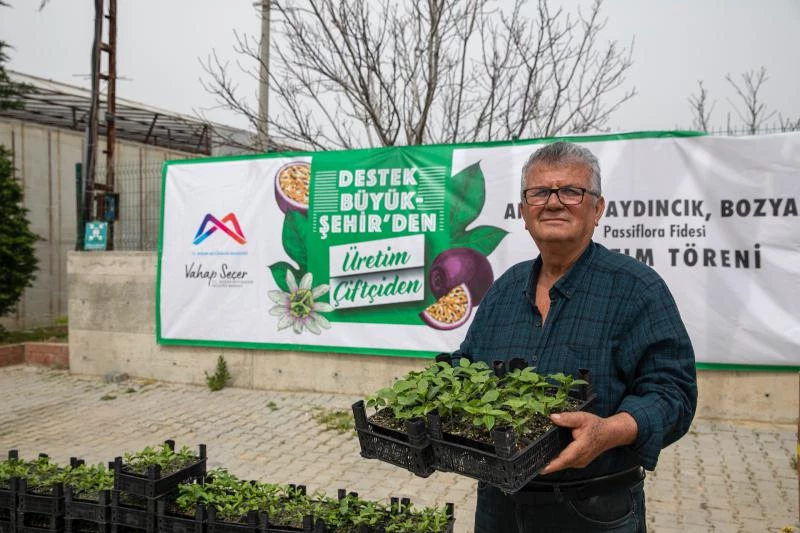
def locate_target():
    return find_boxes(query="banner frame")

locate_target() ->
[155,129,799,372]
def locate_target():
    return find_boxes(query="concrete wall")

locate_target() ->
[0,118,191,330]
[67,251,799,423]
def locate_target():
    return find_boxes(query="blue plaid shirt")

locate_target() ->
[455,241,697,481]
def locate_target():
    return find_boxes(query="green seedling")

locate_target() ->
[205,355,232,391]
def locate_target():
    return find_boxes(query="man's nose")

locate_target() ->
[545,190,563,208]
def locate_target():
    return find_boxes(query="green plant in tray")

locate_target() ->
[61,462,114,500]
[366,357,588,448]
[122,442,199,476]
[175,469,451,532]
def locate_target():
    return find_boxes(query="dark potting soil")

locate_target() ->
[367,408,407,434]
[368,398,583,453]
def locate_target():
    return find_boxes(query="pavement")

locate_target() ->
[0,365,797,533]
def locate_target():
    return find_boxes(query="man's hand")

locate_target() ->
[539,411,638,475]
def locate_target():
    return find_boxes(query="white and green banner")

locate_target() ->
[157,132,800,369]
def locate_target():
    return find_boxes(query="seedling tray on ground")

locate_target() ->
[351,401,434,478]
[205,508,259,533]
[156,501,204,533]
[262,516,318,533]
[114,442,207,499]
[426,391,596,493]
[349,495,455,533]
[17,480,65,518]
[0,477,15,533]
[205,503,317,533]
[110,490,158,533]
[66,518,110,533]
[65,488,111,525]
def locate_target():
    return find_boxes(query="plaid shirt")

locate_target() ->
[455,241,697,480]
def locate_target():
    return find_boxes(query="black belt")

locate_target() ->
[511,466,645,505]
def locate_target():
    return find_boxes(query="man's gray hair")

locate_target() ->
[520,141,602,197]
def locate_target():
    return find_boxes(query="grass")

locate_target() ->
[311,408,355,435]
[0,325,68,345]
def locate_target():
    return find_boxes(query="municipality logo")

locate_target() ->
[193,213,246,245]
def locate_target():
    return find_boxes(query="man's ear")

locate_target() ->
[594,196,605,224]
[520,201,529,229]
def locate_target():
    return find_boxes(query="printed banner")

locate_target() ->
[158,132,800,367]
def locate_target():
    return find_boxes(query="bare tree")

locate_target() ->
[725,67,776,135]
[201,0,635,151]
[689,67,800,135]
[778,113,800,132]
[688,80,714,133]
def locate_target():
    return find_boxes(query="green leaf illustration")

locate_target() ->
[451,225,509,257]
[282,210,309,272]
[268,261,301,292]
[268,211,308,292]
[449,162,485,237]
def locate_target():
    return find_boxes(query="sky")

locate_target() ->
[1,0,799,135]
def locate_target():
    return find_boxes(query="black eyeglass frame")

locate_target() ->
[521,186,600,206]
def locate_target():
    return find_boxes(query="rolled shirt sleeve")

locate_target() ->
[616,278,698,470]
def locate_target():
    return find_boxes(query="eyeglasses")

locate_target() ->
[522,186,600,206]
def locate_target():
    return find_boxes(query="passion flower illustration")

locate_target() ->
[268,271,333,335]
[274,161,311,214]
[420,247,494,331]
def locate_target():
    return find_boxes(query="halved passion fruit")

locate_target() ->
[275,161,310,214]
[420,283,472,330]
[429,247,493,305]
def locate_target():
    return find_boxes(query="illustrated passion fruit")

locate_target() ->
[429,247,494,305]
[419,283,472,331]
[274,161,311,214]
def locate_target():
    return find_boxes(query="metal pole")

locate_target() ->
[257,0,271,151]
[106,0,117,250]
[75,162,83,251]
[82,0,104,248]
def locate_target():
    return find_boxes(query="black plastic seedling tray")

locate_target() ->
[351,401,434,478]
[110,490,158,533]
[205,508,262,533]
[114,441,206,500]
[156,501,204,533]
[427,386,596,493]
[65,488,111,525]
[0,474,15,533]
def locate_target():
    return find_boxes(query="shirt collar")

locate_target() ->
[524,241,597,301]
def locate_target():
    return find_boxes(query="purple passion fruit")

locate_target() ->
[420,284,472,330]
[429,247,493,305]
[275,162,310,214]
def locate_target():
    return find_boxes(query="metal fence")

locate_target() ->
[97,160,168,251]
[699,124,799,136]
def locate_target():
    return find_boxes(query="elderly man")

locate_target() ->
[456,141,697,532]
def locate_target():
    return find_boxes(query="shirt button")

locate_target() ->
[531,355,538,362]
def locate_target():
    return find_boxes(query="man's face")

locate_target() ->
[519,161,605,249]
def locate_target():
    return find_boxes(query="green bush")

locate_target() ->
[205,355,232,391]
[0,145,40,318]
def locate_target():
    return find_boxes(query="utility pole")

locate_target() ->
[105,0,118,250]
[80,0,118,251]
[80,0,103,250]
[257,0,270,152]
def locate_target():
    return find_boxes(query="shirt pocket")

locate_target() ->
[561,343,620,418]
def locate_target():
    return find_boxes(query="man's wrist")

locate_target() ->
[603,411,639,450]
